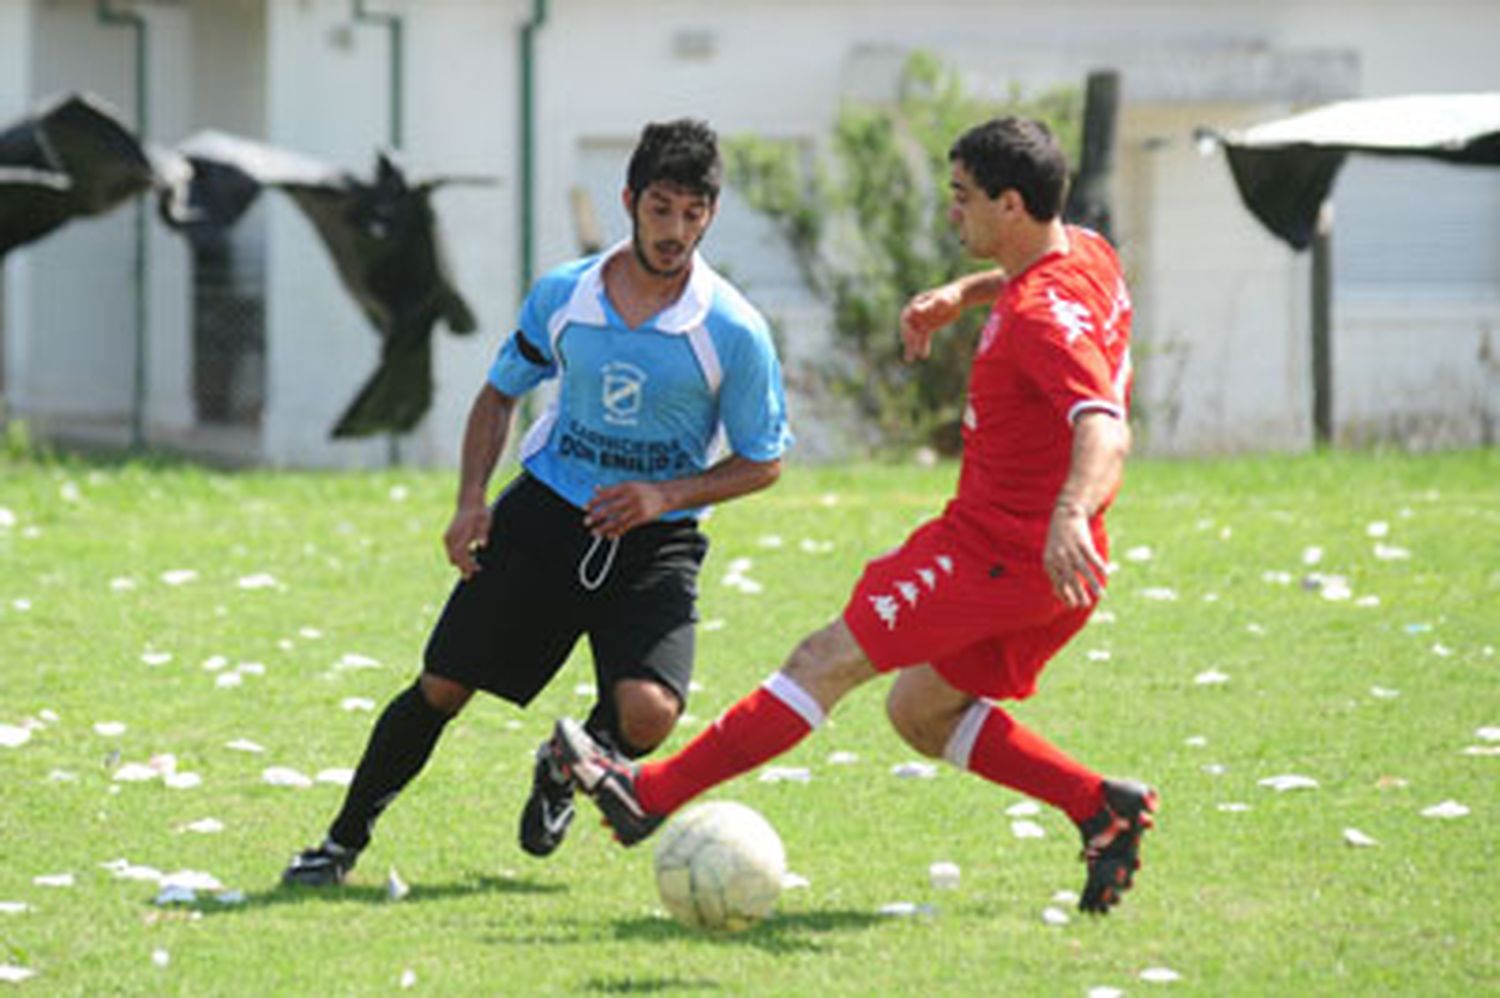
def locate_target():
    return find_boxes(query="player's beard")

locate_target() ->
[631,218,696,278]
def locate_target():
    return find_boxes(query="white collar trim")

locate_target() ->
[558,239,716,335]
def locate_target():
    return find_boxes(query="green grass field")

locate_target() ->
[1,449,1496,994]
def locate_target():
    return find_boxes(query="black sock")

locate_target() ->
[328,681,453,851]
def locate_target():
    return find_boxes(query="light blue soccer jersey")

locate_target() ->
[487,241,792,520]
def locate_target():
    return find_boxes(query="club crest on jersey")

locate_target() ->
[1047,288,1094,344]
[601,361,647,426]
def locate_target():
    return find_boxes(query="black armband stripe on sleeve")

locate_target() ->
[513,331,548,366]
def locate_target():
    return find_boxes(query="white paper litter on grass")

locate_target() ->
[877,901,934,917]
[33,873,74,888]
[1320,577,1353,601]
[1052,889,1079,904]
[1184,735,1208,747]
[928,862,960,890]
[1262,570,1293,585]
[225,738,264,753]
[781,872,811,890]
[1421,800,1470,819]
[1087,649,1112,661]
[110,577,137,592]
[1373,543,1411,561]
[1087,988,1123,998]
[180,818,224,834]
[0,965,36,983]
[161,870,223,891]
[1005,800,1041,817]
[237,573,280,590]
[1366,521,1390,538]
[700,618,726,632]
[154,885,196,906]
[341,697,376,712]
[0,902,33,915]
[400,969,417,989]
[1476,727,1500,742]
[152,949,170,968]
[572,683,593,697]
[160,570,199,586]
[799,538,835,554]
[335,653,381,670]
[0,507,14,528]
[113,763,161,783]
[163,772,202,790]
[1041,906,1070,926]
[1217,802,1251,813]
[1140,587,1178,601]
[1125,546,1153,562]
[757,534,784,548]
[827,750,859,765]
[1343,828,1379,847]
[386,868,410,901]
[890,761,937,779]
[316,768,354,786]
[262,766,313,788]
[0,724,32,748]
[1140,966,1182,983]
[1301,546,1324,566]
[1461,745,1500,756]
[758,766,811,784]
[1194,670,1230,685]
[1011,820,1046,839]
[140,651,172,666]
[299,627,324,639]
[1370,686,1401,700]
[1259,774,1319,792]
[106,862,162,882]
[215,672,243,689]
[93,721,127,737]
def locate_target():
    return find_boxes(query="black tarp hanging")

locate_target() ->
[1206,92,1500,250]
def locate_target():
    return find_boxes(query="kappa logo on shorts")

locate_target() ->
[601,361,647,426]
[869,554,956,630]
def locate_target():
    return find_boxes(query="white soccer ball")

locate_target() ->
[653,801,786,932]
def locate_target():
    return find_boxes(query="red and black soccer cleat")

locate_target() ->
[1077,778,1159,914]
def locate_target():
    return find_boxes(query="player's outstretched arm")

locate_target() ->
[443,384,518,578]
[899,268,1007,362]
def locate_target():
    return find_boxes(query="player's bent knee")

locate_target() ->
[418,672,473,716]
[615,680,681,752]
[885,698,945,758]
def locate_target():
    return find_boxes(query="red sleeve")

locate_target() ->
[1010,306,1124,425]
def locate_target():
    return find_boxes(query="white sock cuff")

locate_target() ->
[943,701,992,770]
[762,672,826,730]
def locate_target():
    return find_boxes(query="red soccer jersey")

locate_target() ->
[951,226,1132,547]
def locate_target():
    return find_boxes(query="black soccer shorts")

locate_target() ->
[423,473,708,708]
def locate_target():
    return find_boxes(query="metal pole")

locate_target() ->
[1311,200,1334,446]
[96,0,149,451]
[351,1,405,463]
[520,0,549,293]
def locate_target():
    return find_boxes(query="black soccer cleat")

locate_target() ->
[1077,778,1159,914]
[551,717,663,847]
[281,839,358,887]
[519,737,576,857]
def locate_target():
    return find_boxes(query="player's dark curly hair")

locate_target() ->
[949,117,1069,221]
[626,118,722,202]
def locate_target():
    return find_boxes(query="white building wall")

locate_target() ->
[5,0,1496,461]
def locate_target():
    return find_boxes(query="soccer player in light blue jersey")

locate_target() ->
[283,119,791,886]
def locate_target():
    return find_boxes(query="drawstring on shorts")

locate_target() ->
[578,534,620,592]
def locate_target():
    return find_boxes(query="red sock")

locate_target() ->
[636,673,822,816]
[950,702,1103,823]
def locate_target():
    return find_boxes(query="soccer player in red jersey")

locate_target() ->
[555,117,1158,915]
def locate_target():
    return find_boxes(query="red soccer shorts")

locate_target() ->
[842,513,1099,701]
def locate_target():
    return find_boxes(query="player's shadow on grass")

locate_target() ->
[611,909,888,954]
[179,873,564,916]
